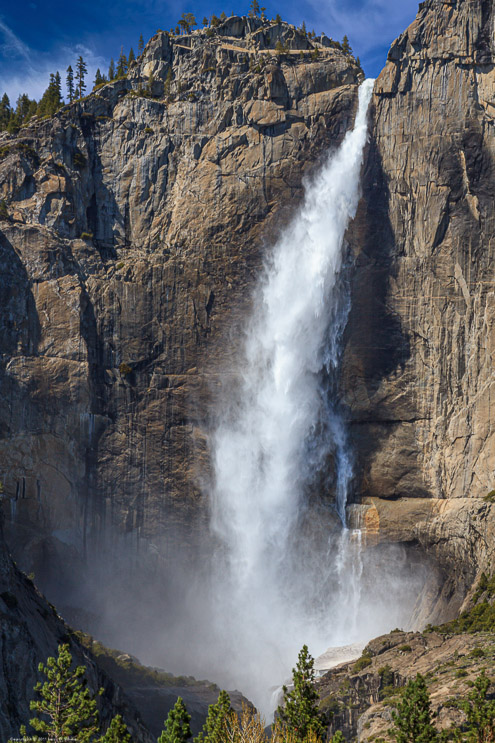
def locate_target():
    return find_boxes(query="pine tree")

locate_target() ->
[108,58,115,80]
[277,645,326,743]
[100,714,132,742]
[220,11,227,21]
[116,47,127,77]
[66,65,75,102]
[342,35,352,54]
[210,16,220,27]
[128,47,135,65]
[0,93,11,130]
[390,674,437,743]
[459,670,495,742]
[249,0,261,17]
[185,13,197,30]
[195,690,232,743]
[76,56,88,98]
[37,73,63,117]
[202,16,208,26]
[275,13,282,23]
[54,71,62,104]
[27,643,100,743]
[159,697,191,743]
[301,20,307,36]
[138,34,144,54]
[94,69,104,87]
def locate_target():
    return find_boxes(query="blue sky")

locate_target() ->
[0,0,420,103]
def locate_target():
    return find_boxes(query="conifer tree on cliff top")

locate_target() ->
[76,55,88,98]
[277,645,326,743]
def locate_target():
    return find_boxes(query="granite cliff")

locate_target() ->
[0,0,495,704]
[343,0,495,621]
[0,17,361,609]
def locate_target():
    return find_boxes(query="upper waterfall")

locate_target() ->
[208,79,375,713]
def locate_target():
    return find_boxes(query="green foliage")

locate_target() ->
[195,690,232,743]
[138,34,145,54]
[353,653,372,672]
[0,92,10,129]
[119,362,133,376]
[378,665,395,700]
[94,69,106,88]
[249,0,261,17]
[159,696,191,743]
[211,15,220,27]
[116,47,128,78]
[28,643,99,742]
[202,16,208,26]
[275,13,282,23]
[76,56,88,98]
[483,490,495,503]
[436,601,495,634]
[399,645,412,653]
[277,645,326,743]
[67,65,75,102]
[108,58,116,81]
[390,674,437,743]
[473,572,495,602]
[37,72,63,117]
[330,733,344,743]
[128,47,136,65]
[469,648,485,659]
[342,35,352,54]
[453,670,495,742]
[99,714,131,742]
[275,40,284,56]
[0,199,9,221]
[178,13,197,34]
[73,150,87,170]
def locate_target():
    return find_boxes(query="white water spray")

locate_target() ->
[208,80,374,712]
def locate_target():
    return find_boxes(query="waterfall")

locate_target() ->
[208,80,375,714]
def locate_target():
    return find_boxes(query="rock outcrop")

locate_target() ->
[0,516,153,741]
[0,20,361,596]
[343,0,495,617]
[318,626,495,742]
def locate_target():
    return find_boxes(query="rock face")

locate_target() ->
[2,0,495,643]
[343,0,495,616]
[318,626,495,742]
[0,19,361,594]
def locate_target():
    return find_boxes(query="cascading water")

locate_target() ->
[208,80,375,713]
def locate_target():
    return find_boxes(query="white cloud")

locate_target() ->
[0,20,107,103]
[294,0,419,66]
